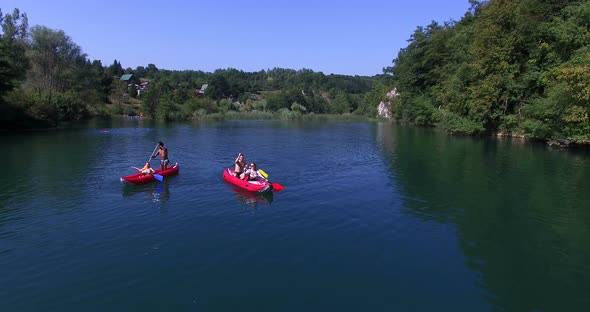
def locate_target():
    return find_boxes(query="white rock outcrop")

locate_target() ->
[377,88,399,118]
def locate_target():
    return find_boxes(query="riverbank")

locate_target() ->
[494,132,590,149]
[0,110,374,132]
[6,107,589,150]
[380,117,590,150]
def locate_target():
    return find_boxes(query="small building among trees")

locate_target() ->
[120,74,138,97]
[120,74,136,85]
[196,83,208,96]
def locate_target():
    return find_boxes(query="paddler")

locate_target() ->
[152,141,169,171]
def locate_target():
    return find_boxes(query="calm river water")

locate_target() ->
[1,118,590,311]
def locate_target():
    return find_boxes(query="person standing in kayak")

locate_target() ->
[152,141,169,171]
[234,153,246,177]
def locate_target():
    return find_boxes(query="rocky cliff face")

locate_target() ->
[377,88,399,119]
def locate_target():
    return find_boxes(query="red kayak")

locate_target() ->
[120,163,180,184]
[223,168,272,193]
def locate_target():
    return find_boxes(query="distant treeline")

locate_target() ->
[124,66,382,121]
[0,8,388,129]
[385,0,590,144]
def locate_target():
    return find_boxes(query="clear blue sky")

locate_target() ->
[3,0,470,76]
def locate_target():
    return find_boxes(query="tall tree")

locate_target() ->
[0,8,29,95]
[106,60,124,78]
[146,63,159,78]
[25,26,87,97]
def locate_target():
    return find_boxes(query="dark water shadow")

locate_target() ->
[374,122,590,311]
[226,184,273,209]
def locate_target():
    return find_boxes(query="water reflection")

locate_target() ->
[230,186,273,209]
[375,122,590,310]
[122,181,170,204]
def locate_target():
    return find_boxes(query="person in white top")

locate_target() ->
[240,162,261,181]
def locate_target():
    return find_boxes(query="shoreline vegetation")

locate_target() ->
[382,0,590,149]
[2,1,590,148]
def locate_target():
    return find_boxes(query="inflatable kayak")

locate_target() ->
[120,163,179,184]
[223,168,272,193]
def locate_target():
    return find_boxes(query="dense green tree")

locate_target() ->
[145,63,159,78]
[266,91,291,111]
[106,60,124,78]
[134,66,147,79]
[25,26,87,95]
[141,83,160,117]
[306,91,329,114]
[205,74,231,100]
[380,0,590,143]
[0,8,29,95]
[330,92,351,114]
[156,96,177,120]
[93,60,112,103]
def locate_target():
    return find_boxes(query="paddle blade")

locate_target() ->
[258,169,268,179]
[272,182,284,192]
[154,174,164,182]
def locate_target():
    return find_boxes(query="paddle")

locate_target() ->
[131,165,164,181]
[257,169,268,179]
[257,169,283,192]
[148,145,165,181]
[129,144,164,182]
[149,144,159,163]
[271,182,284,192]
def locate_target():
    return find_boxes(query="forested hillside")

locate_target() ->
[5,0,590,146]
[383,0,590,144]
